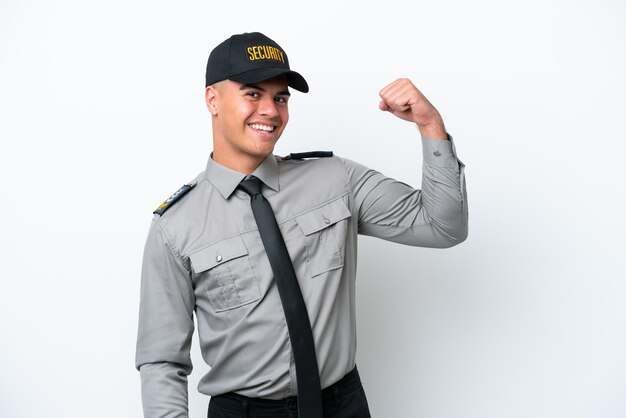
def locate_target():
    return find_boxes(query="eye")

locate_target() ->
[275,96,288,104]
[246,91,260,98]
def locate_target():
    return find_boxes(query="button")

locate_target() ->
[216,255,223,263]
[323,217,330,224]
[433,150,441,156]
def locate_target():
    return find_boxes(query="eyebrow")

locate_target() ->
[240,83,291,96]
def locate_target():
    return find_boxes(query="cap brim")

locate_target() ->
[229,68,309,93]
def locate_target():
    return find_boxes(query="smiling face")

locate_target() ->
[206,76,290,174]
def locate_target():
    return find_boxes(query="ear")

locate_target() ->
[205,86,218,116]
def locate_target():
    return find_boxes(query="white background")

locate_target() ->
[1,0,625,417]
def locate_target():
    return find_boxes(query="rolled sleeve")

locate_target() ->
[136,220,195,418]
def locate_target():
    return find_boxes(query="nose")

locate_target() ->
[258,96,279,118]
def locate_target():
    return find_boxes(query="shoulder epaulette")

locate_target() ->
[282,151,333,160]
[153,182,196,215]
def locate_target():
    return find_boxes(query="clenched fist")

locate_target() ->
[379,78,447,140]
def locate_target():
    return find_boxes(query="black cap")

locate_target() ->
[205,32,309,93]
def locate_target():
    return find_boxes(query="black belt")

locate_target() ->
[211,366,363,414]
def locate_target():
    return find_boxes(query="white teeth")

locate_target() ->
[249,123,274,132]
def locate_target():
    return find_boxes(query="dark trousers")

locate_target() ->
[208,366,371,418]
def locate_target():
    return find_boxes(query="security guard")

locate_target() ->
[136,32,468,418]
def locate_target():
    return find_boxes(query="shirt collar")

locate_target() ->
[205,153,280,199]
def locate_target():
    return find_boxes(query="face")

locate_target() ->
[206,76,290,172]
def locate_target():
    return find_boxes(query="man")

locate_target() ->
[136,31,468,418]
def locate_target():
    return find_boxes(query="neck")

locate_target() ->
[211,149,265,175]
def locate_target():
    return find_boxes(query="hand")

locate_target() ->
[379,78,447,139]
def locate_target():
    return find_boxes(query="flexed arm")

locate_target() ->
[343,78,467,247]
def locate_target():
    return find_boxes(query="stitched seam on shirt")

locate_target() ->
[329,221,344,259]
[301,232,314,278]
[341,157,360,240]
[213,267,228,310]
[226,261,243,305]
[156,219,190,273]
[154,220,195,318]
[243,240,261,297]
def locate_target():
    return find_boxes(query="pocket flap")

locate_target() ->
[189,236,249,273]
[295,199,351,236]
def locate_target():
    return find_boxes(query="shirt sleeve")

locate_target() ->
[135,219,195,418]
[341,135,468,247]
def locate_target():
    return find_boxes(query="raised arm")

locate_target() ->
[344,78,468,247]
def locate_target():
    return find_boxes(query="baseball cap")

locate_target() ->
[205,32,309,93]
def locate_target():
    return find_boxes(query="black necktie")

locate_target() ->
[238,177,323,418]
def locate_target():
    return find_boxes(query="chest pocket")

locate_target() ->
[295,198,351,278]
[189,236,261,312]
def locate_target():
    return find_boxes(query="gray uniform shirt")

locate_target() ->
[135,136,468,418]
